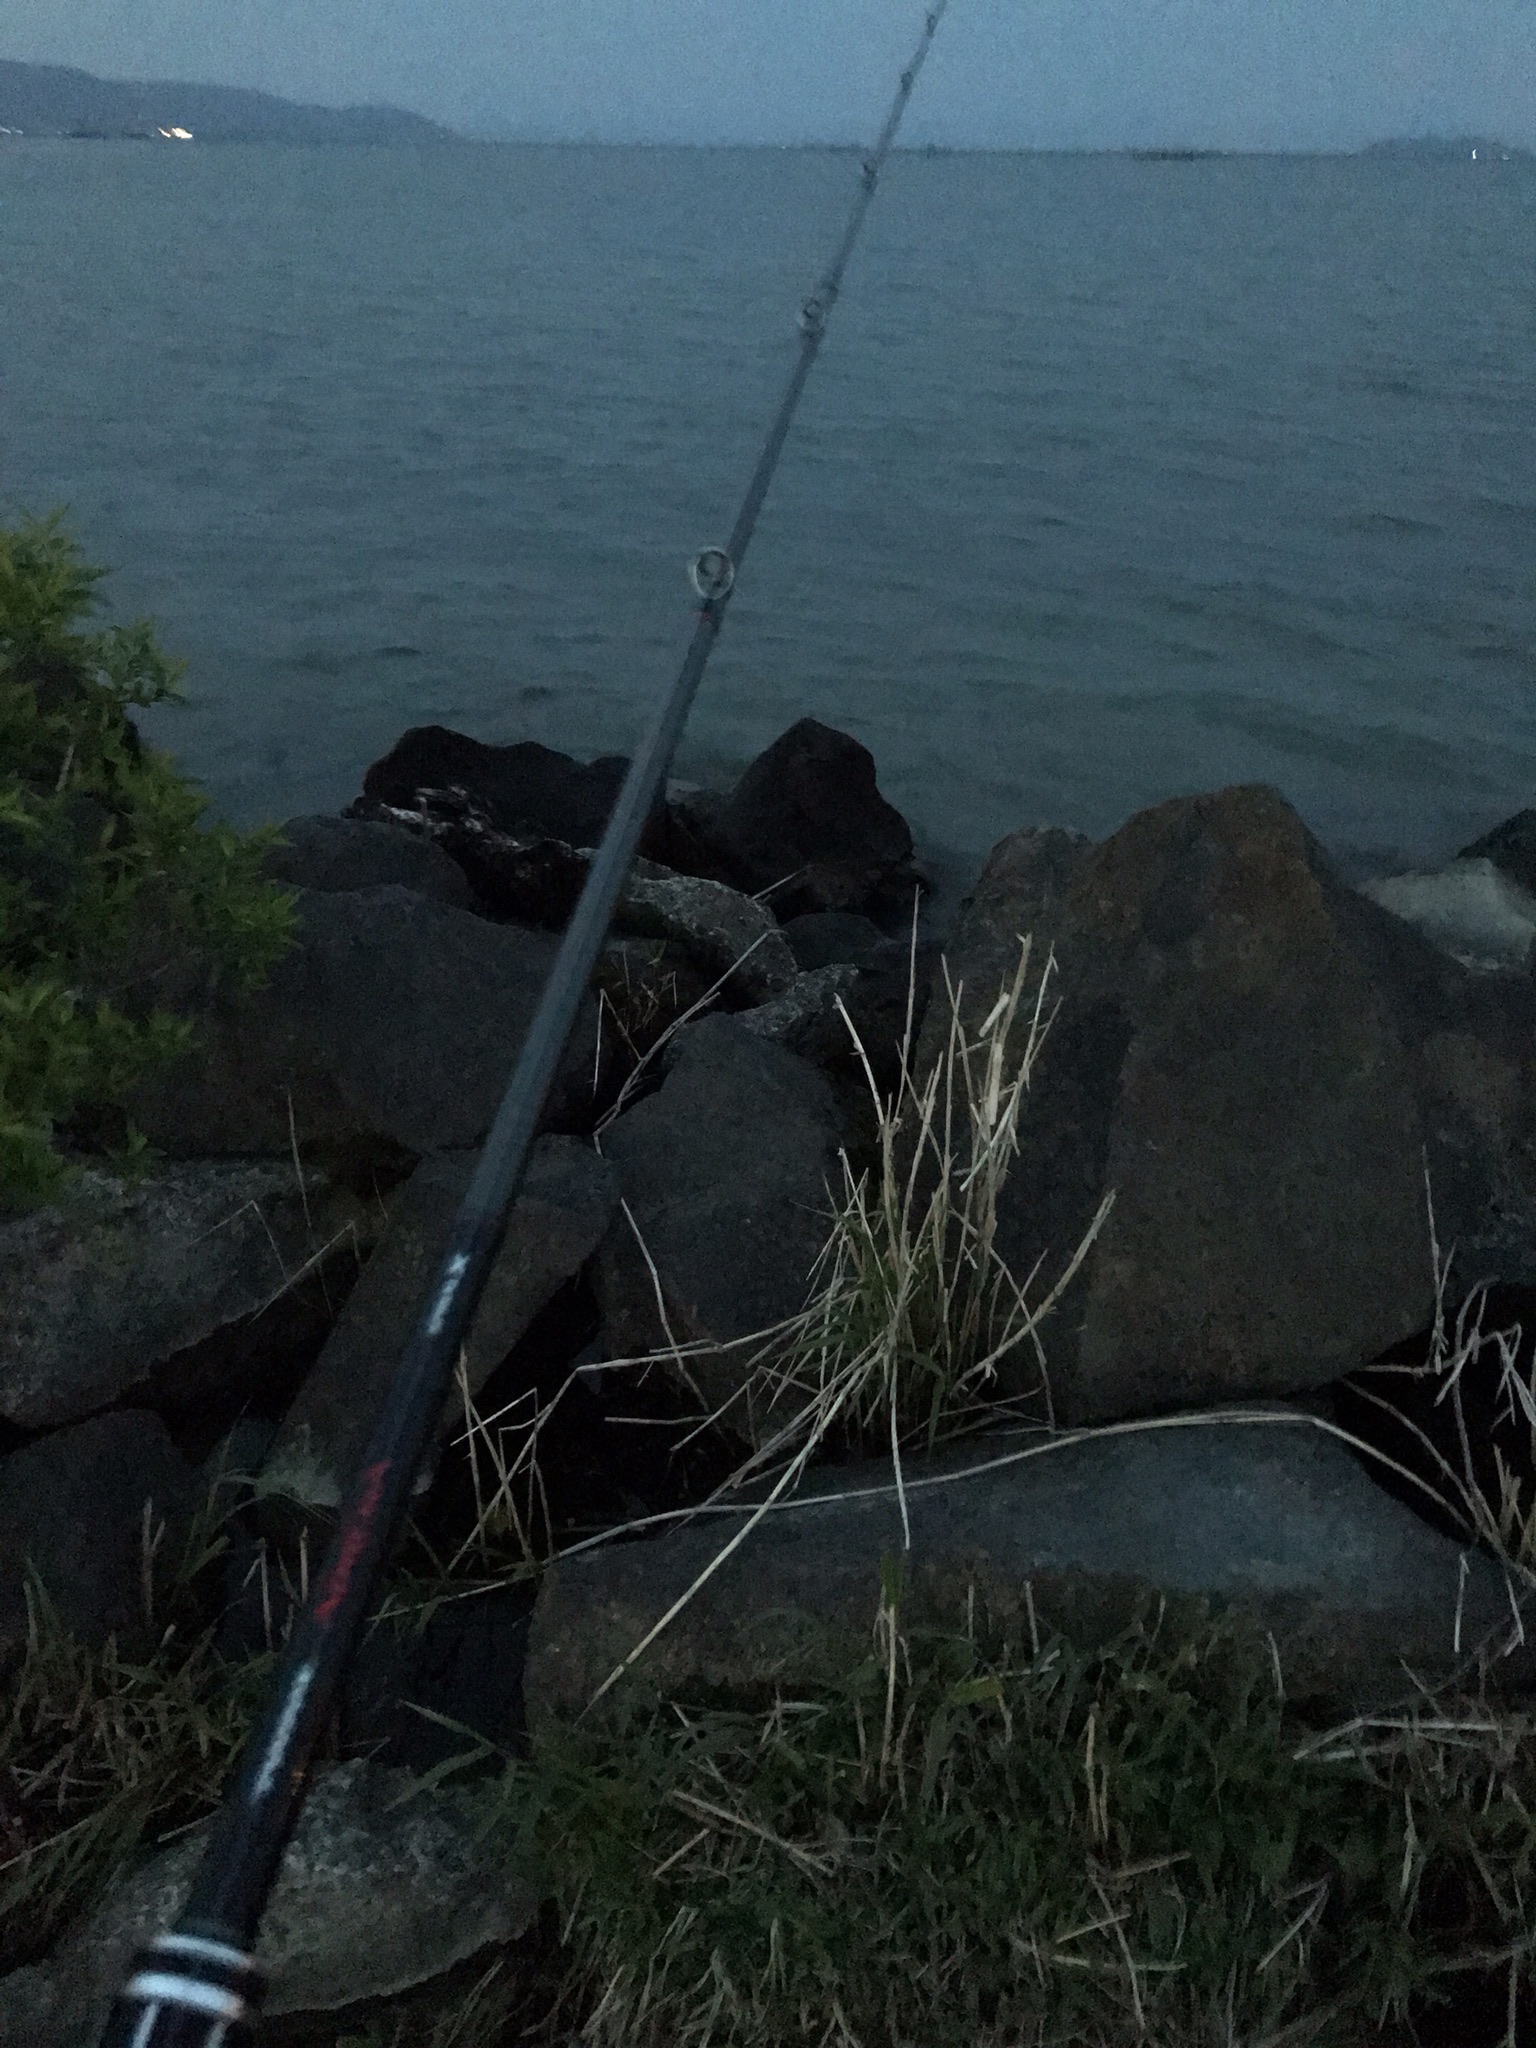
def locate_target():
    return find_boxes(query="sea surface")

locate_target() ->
[1,141,1532,877]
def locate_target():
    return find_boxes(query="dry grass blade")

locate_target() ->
[595,933,773,1139]
[444,1357,557,1576]
[1342,1165,1536,1602]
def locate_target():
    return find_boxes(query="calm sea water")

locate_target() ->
[1,141,1532,875]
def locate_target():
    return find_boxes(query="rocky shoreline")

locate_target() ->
[4,715,1536,2039]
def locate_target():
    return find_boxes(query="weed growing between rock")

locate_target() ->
[1336,1178,1536,1615]
[756,933,1112,1466]
[592,933,1090,1471]
[0,1485,269,1974]
[503,1593,1536,2048]
[572,938,1115,1706]
[0,513,294,1208]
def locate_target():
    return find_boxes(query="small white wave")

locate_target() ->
[1360,856,1536,972]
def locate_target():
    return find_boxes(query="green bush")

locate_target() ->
[0,512,294,1208]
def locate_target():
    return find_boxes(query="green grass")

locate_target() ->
[7,1546,1533,2047]
[506,1593,1535,2048]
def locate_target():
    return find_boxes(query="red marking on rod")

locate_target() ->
[312,1460,391,1625]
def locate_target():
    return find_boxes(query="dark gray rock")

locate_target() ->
[783,910,887,969]
[1460,807,1536,897]
[929,790,1536,1423]
[0,1163,377,1430]
[745,927,934,1081]
[1329,877,1536,1294]
[737,964,862,1063]
[263,1138,618,1509]
[595,1016,844,1432]
[0,1411,199,1659]
[129,885,601,1161]
[0,1759,537,2046]
[360,724,640,847]
[264,813,475,909]
[341,1584,531,1771]
[526,1417,1528,1726]
[616,870,798,1005]
[932,824,1089,1015]
[345,792,797,1003]
[675,719,923,921]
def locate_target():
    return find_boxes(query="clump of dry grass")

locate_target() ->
[0,1487,268,1974]
[754,932,1111,1469]
[596,929,1101,1486]
[579,934,1113,1706]
[377,1363,571,1631]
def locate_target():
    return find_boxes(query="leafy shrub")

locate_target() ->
[0,512,294,1207]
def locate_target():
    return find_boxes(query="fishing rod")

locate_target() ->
[99,6,950,2042]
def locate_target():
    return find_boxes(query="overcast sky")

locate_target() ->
[4,0,1533,150]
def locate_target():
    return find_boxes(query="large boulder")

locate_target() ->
[526,1417,1527,1725]
[360,724,641,847]
[0,1759,537,2047]
[673,719,922,921]
[129,885,601,1162]
[0,1162,377,1431]
[595,1016,845,1432]
[262,1138,619,1510]
[0,1411,200,1659]
[264,812,475,910]
[932,786,1536,1424]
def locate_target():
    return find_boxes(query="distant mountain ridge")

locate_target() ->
[0,57,457,142]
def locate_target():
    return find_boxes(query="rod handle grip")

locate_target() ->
[96,1933,261,2047]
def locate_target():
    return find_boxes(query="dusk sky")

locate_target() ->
[4,0,1533,150]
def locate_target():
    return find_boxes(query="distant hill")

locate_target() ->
[0,58,458,142]
[1363,135,1531,162]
